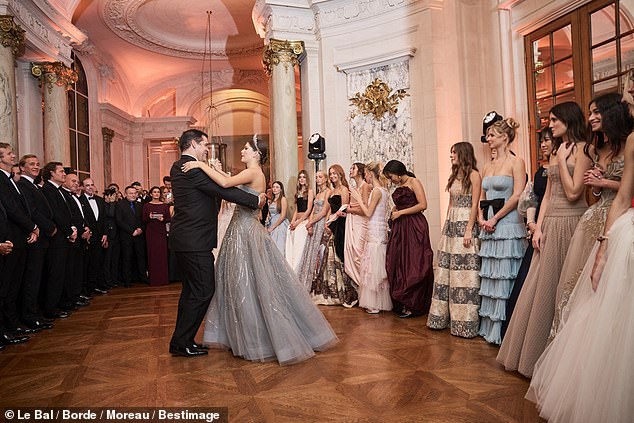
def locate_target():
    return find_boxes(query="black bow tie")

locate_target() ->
[87,196,95,200]
[9,172,14,179]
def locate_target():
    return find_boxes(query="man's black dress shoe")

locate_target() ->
[169,345,208,357]
[79,294,92,301]
[92,288,108,295]
[75,299,90,307]
[1,332,30,344]
[44,310,70,319]
[24,320,54,330]
[0,343,5,351]
[12,326,38,335]
[192,343,209,350]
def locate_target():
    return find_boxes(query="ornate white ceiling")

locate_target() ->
[101,0,263,59]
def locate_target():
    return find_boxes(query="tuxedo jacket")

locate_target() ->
[115,199,145,241]
[0,200,8,242]
[41,181,74,248]
[169,155,259,252]
[0,172,35,248]
[80,193,106,239]
[17,178,57,247]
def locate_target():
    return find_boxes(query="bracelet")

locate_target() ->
[592,189,602,197]
[597,234,608,242]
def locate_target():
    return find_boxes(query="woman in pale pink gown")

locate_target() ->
[344,163,370,286]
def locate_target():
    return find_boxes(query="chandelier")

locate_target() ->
[201,10,227,170]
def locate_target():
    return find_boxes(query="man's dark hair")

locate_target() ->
[131,181,141,187]
[124,185,136,193]
[41,161,63,182]
[162,175,171,184]
[178,129,207,152]
[108,182,119,190]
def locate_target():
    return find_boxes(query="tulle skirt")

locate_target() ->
[286,221,308,270]
[358,240,392,311]
[527,209,634,423]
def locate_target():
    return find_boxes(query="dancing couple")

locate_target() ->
[168,129,337,365]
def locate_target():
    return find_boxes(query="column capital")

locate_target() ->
[262,39,305,77]
[31,62,78,93]
[0,15,26,57]
[102,127,115,142]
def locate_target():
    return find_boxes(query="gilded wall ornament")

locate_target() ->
[349,78,409,120]
[262,39,305,77]
[31,62,79,94]
[0,15,26,57]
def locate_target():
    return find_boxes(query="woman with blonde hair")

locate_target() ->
[311,164,358,307]
[477,117,528,345]
[286,170,314,269]
[350,162,392,313]
[296,170,330,291]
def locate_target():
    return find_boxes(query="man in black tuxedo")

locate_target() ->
[40,162,77,319]
[0,143,38,345]
[80,178,108,295]
[168,129,262,357]
[18,155,56,330]
[116,185,147,287]
[60,171,91,311]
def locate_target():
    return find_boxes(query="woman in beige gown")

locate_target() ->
[497,102,589,377]
[344,163,370,286]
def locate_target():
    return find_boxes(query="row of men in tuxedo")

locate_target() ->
[0,144,149,351]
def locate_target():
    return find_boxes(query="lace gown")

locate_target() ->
[203,186,338,365]
[358,188,392,311]
[296,199,326,291]
[497,164,586,377]
[427,179,481,338]
[478,176,528,345]
[549,156,624,338]
[527,208,634,423]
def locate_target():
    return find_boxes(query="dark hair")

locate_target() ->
[248,135,268,165]
[104,187,117,197]
[124,185,136,193]
[585,92,633,160]
[352,162,366,180]
[179,129,208,152]
[162,175,171,183]
[18,154,38,168]
[272,181,285,212]
[41,162,64,182]
[383,160,415,178]
[549,102,587,154]
[539,126,554,159]
[131,181,141,187]
[108,182,119,190]
[446,142,478,193]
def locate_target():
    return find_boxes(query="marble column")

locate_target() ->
[263,39,305,210]
[31,62,77,164]
[102,127,114,185]
[0,16,25,149]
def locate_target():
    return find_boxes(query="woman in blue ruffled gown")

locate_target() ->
[182,136,338,365]
[478,117,528,345]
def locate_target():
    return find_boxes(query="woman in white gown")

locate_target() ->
[182,135,338,365]
[527,126,634,423]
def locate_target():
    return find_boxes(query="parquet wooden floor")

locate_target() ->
[0,284,543,422]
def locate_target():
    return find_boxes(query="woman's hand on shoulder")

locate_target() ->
[182,160,204,173]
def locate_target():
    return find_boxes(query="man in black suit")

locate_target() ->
[18,155,56,330]
[40,162,77,319]
[80,178,108,295]
[0,143,38,345]
[116,185,147,287]
[168,129,262,357]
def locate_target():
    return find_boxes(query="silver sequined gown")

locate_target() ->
[203,186,338,365]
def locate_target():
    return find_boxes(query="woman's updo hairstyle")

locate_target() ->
[487,117,520,144]
[249,134,269,165]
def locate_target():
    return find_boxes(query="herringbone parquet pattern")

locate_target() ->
[0,284,542,422]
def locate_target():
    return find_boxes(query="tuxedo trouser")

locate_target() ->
[43,246,68,314]
[1,247,27,329]
[85,242,105,291]
[61,243,84,307]
[21,246,47,322]
[170,251,214,348]
[121,237,147,284]
[103,239,120,285]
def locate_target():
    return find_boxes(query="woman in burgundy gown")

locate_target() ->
[383,160,434,317]
[143,186,171,286]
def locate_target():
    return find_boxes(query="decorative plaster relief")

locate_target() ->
[347,60,413,170]
[9,0,75,62]
[253,0,316,40]
[103,0,264,59]
[315,0,436,28]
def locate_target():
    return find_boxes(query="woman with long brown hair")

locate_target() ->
[286,170,314,269]
[427,142,482,337]
[265,181,289,255]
